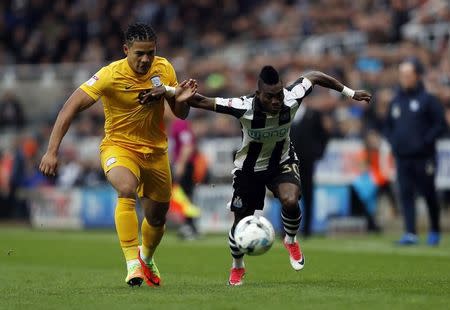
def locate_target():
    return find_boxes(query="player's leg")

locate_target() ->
[278,183,302,242]
[228,208,254,286]
[101,145,144,286]
[396,159,418,245]
[416,157,440,246]
[230,209,255,261]
[139,197,168,286]
[268,161,304,270]
[277,182,305,270]
[138,152,172,286]
[106,167,144,286]
[228,170,265,286]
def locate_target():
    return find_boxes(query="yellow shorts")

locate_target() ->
[100,144,172,202]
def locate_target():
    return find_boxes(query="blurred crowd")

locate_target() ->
[1,0,450,219]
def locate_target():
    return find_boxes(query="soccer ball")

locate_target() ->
[234,215,275,256]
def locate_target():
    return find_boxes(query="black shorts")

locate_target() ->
[230,158,301,214]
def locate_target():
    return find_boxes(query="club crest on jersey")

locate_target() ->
[150,76,162,87]
[409,99,419,112]
[232,196,243,209]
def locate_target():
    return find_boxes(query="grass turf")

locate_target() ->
[0,227,449,310]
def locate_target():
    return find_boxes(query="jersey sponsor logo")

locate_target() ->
[105,157,117,167]
[151,76,162,87]
[248,127,288,140]
[86,75,99,86]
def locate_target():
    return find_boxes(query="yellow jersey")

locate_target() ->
[80,56,177,154]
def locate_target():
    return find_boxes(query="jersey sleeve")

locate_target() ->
[79,66,111,101]
[214,97,247,118]
[285,77,313,101]
[165,61,178,87]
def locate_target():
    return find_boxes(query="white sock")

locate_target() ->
[284,234,296,244]
[232,257,245,269]
[126,259,140,271]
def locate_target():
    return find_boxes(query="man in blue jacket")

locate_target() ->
[385,58,446,246]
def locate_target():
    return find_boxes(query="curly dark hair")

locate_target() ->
[124,23,157,46]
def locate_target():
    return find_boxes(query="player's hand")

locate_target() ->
[39,152,58,177]
[138,85,165,105]
[353,90,372,103]
[175,79,198,103]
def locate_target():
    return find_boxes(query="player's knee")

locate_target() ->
[279,194,299,211]
[147,216,166,227]
[143,203,169,227]
[116,183,137,198]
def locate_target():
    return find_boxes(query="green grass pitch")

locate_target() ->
[1,227,449,310]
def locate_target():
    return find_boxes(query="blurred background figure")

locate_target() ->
[0,91,26,131]
[8,135,48,220]
[168,114,205,240]
[363,129,397,220]
[0,149,14,219]
[384,58,446,246]
[55,145,82,189]
[291,105,331,238]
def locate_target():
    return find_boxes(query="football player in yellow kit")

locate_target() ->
[39,23,195,287]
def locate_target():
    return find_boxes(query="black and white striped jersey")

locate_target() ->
[214,77,313,173]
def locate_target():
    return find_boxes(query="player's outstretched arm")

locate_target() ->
[139,81,196,119]
[187,93,217,111]
[303,71,372,103]
[174,79,198,103]
[39,88,96,176]
[167,79,200,119]
[175,79,216,111]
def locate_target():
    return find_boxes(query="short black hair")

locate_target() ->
[125,23,157,46]
[259,66,280,85]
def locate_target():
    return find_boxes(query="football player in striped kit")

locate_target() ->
[180,66,371,285]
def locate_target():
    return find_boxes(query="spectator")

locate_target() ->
[168,115,202,240]
[0,91,26,131]
[0,150,14,218]
[9,136,48,219]
[290,105,330,237]
[384,57,446,246]
[55,145,83,189]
